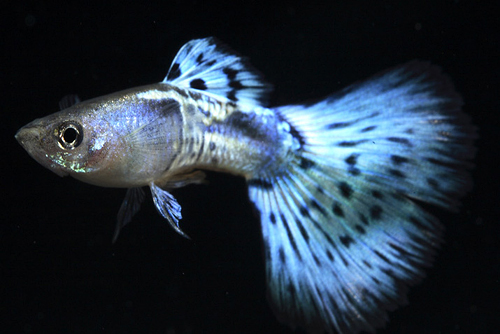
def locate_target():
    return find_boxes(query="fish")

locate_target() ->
[15,37,476,333]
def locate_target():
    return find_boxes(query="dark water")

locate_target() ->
[3,2,498,333]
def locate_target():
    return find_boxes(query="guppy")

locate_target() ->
[16,37,475,333]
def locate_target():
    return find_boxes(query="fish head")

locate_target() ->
[16,107,119,181]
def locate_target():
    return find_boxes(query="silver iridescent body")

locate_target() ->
[32,83,295,188]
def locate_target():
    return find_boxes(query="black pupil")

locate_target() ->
[63,127,78,144]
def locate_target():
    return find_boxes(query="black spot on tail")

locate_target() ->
[326,250,334,262]
[312,254,322,267]
[355,225,366,234]
[389,242,412,258]
[409,215,429,230]
[426,157,458,169]
[382,268,398,280]
[391,155,409,165]
[282,214,302,261]
[338,139,368,147]
[349,167,361,176]
[388,169,406,178]
[279,247,286,264]
[338,182,353,199]
[327,121,354,130]
[371,190,384,199]
[340,235,354,248]
[299,207,311,219]
[345,154,361,176]
[226,90,237,102]
[345,153,359,166]
[387,137,413,147]
[374,250,391,264]
[427,177,440,189]
[361,125,377,132]
[296,218,310,243]
[229,80,243,89]
[332,201,344,217]
[299,157,315,170]
[311,200,327,216]
[370,205,383,220]
[359,213,369,226]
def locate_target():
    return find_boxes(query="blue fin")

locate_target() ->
[113,187,145,243]
[248,61,475,333]
[113,173,203,242]
[149,182,189,239]
[163,37,272,106]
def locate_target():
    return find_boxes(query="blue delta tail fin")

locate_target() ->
[247,61,476,333]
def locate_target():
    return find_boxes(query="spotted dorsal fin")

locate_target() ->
[163,37,272,107]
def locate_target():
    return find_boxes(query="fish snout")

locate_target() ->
[15,125,42,150]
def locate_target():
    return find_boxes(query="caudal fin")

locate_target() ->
[247,61,476,333]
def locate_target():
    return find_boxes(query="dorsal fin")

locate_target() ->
[163,37,272,107]
[59,94,81,110]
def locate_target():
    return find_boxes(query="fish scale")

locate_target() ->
[16,37,475,333]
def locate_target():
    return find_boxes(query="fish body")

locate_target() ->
[18,82,286,186]
[16,37,476,333]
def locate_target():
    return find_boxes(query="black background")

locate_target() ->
[2,1,498,333]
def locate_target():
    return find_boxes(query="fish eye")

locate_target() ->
[57,121,83,149]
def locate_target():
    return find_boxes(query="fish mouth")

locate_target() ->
[16,124,69,177]
[15,124,43,155]
[15,125,40,148]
